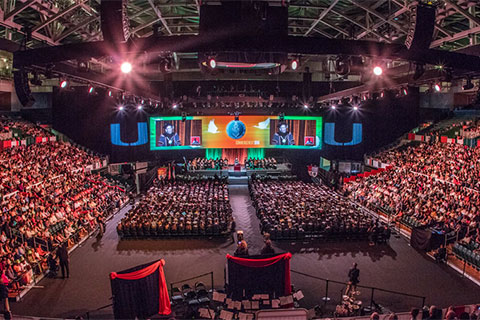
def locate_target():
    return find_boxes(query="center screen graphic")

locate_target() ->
[149,116,322,150]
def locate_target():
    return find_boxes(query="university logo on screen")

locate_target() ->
[110,120,361,147]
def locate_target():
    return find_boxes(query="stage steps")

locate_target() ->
[228,176,249,185]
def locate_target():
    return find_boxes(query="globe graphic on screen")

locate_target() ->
[226,120,246,139]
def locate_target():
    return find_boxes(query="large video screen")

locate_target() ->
[149,116,322,150]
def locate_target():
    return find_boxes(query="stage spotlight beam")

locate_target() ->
[373,66,383,76]
[120,62,132,74]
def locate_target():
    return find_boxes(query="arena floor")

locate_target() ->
[12,186,480,319]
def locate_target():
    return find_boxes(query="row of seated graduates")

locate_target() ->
[245,157,277,170]
[250,177,391,241]
[117,176,234,238]
[187,157,229,171]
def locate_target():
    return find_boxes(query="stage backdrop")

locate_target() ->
[149,116,322,150]
[110,259,171,319]
[226,253,292,300]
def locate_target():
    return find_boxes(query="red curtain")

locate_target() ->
[226,253,292,295]
[222,148,248,165]
[110,259,171,315]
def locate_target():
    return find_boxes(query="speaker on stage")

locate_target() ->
[404,3,436,51]
[13,68,35,108]
[100,0,130,43]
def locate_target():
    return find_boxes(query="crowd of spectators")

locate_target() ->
[0,116,53,141]
[0,130,127,293]
[117,178,234,238]
[345,141,480,244]
[250,178,389,242]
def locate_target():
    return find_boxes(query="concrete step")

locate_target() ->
[228,176,249,185]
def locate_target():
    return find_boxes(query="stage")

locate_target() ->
[186,163,292,178]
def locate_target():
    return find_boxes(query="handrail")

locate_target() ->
[291,269,426,300]
[170,271,214,286]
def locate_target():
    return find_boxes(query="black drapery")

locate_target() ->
[110,259,170,319]
[226,253,291,300]
[410,227,432,250]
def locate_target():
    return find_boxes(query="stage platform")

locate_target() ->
[186,163,292,179]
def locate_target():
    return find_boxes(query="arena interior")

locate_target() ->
[1,0,480,319]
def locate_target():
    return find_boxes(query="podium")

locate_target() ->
[234,164,241,172]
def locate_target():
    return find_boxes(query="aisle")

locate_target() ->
[228,185,266,254]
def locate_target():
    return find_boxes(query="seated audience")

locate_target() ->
[118,178,233,238]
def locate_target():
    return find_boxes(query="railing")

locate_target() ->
[290,270,426,314]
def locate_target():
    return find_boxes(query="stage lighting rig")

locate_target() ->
[120,61,132,74]
[373,66,383,76]
[60,79,69,89]
[290,59,299,71]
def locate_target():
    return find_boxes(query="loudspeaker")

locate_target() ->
[405,3,436,51]
[100,0,130,43]
[13,69,35,108]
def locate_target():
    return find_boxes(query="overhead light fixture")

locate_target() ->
[108,90,113,97]
[380,91,385,98]
[373,66,383,76]
[60,79,68,89]
[120,61,132,74]
[402,87,408,96]
[118,105,124,111]
[331,104,336,110]
[353,105,358,110]
[303,104,309,109]
[88,85,95,94]
[291,59,299,70]
[208,58,216,69]
[434,83,441,92]
[172,104,178,109]
[137,105,143,110]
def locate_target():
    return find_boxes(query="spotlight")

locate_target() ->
[402,87,408,96]
[172,104,178,109]
[463,78,474,90]
[331,104,336,110]
[208,58,216,69]
[434,83,441,92]
[60,79,68,89]
[303,104,309,109]
[291,60,299,70]
[88,85,95,94]
[140,99,145,104]
[120,61,132,74]
[353,106,358,110]
[137,105,143,110]
[108,90,113,97]
[373,66,383,76]
[380,91,385,98]
[118,105,124,111]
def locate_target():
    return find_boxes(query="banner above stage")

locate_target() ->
[149,115,322,150]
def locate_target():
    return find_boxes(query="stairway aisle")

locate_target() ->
[228,185,265,253]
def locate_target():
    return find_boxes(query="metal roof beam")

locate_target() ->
[132,18,161,35]
[330,8,391,43]
[4,0,37,20]
[350,0,408,34]
[444,0,480,27]
[31,0,88,33]
[147,0,172,35]
[430,26,480,48]
[305,0,339,36]
[55,16,99,42]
